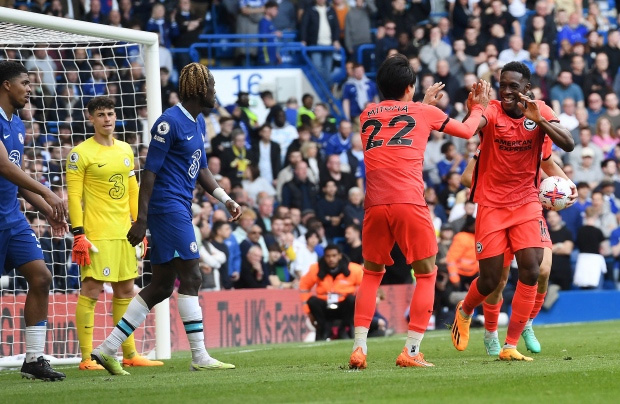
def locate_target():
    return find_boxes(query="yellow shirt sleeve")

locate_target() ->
[66,146,86,229]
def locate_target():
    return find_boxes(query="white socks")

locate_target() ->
[352,326,369,354]
[25,321,47,363]
[526,319,534,327]
[404,330,424,357]
[484,330,499,340]
[101,295,150,355]
[178,294,211,363]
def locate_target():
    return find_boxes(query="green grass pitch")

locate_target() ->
[1,321,619,403]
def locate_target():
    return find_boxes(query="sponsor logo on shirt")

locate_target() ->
[157,121,170,135]
[494,138,533,152]
[8,150,20,166]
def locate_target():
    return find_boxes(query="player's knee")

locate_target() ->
[29,270,52,293]
[178,271,202,292]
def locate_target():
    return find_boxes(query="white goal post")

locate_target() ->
[0,7,171,366]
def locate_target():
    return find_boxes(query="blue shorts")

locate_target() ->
[0,217,44,274]
[148,210,199,265]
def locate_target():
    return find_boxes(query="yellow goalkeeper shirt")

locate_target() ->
[66,137,138,241]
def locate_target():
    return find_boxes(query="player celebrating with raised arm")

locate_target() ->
[348,54,491,369]
[0,60,68,381]
[451,61,575,361]
[66,96,163,371]
[91,63,242,375]
[460,134,577,356]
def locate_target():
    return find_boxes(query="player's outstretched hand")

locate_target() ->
[565,179,578,208]
[47,216,69,238]
[422,82,445,106]
[127,219,147,247]
[226,200,242,222]
[517,92,543,123]
[470,80,491,108]
[43,190,68,222]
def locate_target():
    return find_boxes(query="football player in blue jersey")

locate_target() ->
[92,63,242,375]
[0,61,68,381]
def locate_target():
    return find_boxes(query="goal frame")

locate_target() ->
[0,7,171,362]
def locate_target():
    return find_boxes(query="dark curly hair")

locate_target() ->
[501,61,531,81]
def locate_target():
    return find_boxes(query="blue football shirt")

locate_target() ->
[0,107,26,230]
[145,104,207,214]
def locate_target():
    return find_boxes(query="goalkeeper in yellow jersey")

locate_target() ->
[67,96,163,370]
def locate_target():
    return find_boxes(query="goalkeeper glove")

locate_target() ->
[72,227,98,266]
[135,236,148,259]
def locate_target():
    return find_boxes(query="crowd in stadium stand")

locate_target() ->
[2,0,620,314]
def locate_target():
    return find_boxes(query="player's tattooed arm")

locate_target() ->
[517,92,575,152]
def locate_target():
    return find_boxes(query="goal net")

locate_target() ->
[0,8,169,367]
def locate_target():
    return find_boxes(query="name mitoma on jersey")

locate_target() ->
[366,104,409,117]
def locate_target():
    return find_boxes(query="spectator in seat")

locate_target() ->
[586,92,607,131]
[342,186,364,228]
[419,26,452,74]
[558,98,580,136]
[258,1,282,66]
[236,245,269,289]
[260,90,283,125]
[583,53,614,100]
[232,207,257,244]
[546,210,574,291]
[281,160,318,211]
[300,0,341,85]
[297,93,316,127]
[437,141,466,184]
[292,230,320,278]
[299,244,363,340]
[341,64,378,130]
[602,92,620,132]
[374,20,399,69]
[316,180,346,242]
[253,123,281,186]
[320,154,356,201]
[343,223,362,264]
[272,108,299,165]
[569,127,604,169]
[272,0,297,31]
[145,2,179,49]
[498,35,529,64]
[314,102,338,135]
[574,206,607,289]
[83,0,108,24]
[550,70,585,116]
[325,120,353,157]
[573,147,604,189]
[255,194,275,234]
[557,12,589,48]
[220,130,256,187]
[344,0,372,61]
[592,116,618,157]
[210,118,236,158]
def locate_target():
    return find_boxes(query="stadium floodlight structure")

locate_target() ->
[0,7,170,367]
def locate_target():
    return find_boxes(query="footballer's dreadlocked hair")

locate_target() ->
[179,62,212,102]
[0,61,28,86]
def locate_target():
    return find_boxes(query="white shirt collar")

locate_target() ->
[0,106,12,122]
[177,103,196,122]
